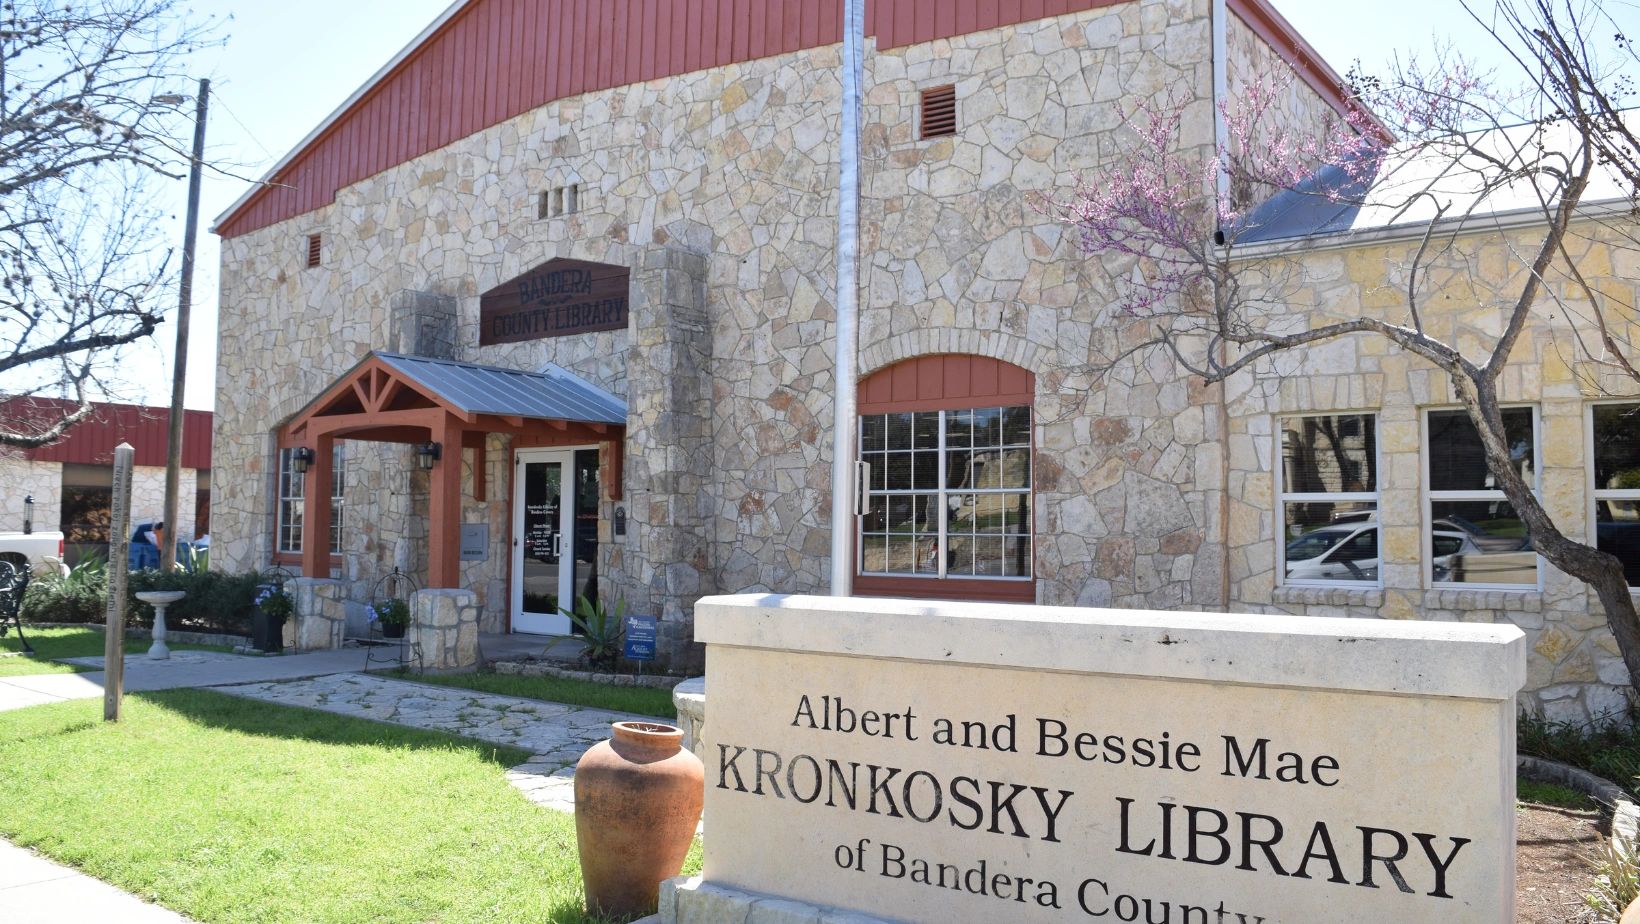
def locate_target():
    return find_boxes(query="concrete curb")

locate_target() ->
[1518,754,1640,854]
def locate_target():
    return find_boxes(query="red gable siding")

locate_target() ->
[5,398,212,469]
[216,0,1125,239]
[217,0,1364,241]
[859,355,1035,414]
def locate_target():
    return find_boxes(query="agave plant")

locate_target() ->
[559,594,625,670]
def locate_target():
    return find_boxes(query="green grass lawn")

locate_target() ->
[0,626,231,678]
[390,669,678,719]
[0,689,696,923]
[1518,777,1596,810]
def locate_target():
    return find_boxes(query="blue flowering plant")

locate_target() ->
[255,585,294,621]
[370,597,411,628]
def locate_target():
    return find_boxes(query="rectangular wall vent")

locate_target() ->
[540,183,584,219]
[305,233,322,268]
[920,85,957,139]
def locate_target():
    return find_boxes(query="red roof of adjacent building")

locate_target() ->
[3,398,211,469]
[215,0,1368,240]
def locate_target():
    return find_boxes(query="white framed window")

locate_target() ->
[1277,413,1380,585]
[276,446,344,555]
[1589,401,1640,588]
[857,407,1032,580]
[1423,407,1539,589]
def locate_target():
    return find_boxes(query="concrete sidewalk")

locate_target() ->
[0,841,192,923]
[0,648,368,712]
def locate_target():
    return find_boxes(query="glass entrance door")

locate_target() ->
[513,449,572,634]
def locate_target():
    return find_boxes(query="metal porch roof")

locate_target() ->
[373,352,627,426]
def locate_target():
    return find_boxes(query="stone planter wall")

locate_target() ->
[291,578,347,651]
[410,588,480,671]
[672,676,706,765]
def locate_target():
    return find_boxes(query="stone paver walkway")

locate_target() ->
[0,648,367,713]
[215,672,649,813]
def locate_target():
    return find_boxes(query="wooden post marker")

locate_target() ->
[104,442,135,722]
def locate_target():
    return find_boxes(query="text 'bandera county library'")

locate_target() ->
[212,0,1639,723]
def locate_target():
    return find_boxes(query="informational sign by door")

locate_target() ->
[623,614,657,662]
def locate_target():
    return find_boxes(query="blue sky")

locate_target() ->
[115,0,1629,410]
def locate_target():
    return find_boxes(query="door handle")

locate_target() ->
[553,533,562,558]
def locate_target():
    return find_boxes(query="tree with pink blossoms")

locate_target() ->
[1052,0,1640,695]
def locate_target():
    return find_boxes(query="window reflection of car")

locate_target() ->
[1328,509,1528,551]
[1428,531,1534,583]
[1285,524,1379,582]
[1430,514,1529,553]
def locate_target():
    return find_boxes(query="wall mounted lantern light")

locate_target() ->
[416,442,442,471]
[291,446,315,475]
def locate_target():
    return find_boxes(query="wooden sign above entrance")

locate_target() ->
[479,257,629,345]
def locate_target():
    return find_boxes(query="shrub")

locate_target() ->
[21,555,108,623]
[559,595,625,671]
[1519,710,1640,798]
[128,570,262,635]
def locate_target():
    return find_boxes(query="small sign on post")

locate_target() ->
[622,614,658,665]
[103,442,135,722]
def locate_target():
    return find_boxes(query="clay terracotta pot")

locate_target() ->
[574,720,704,918]
[1622,894,1640,924]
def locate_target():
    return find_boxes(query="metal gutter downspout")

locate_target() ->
[1211,0,1234,612]
[830,0,864,597]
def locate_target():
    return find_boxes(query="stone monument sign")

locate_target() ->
[665,594,1525,924]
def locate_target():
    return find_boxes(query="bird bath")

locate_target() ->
[134,590,187,659]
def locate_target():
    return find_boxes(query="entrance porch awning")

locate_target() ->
[279,351,627,587]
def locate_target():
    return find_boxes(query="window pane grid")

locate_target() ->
[1426,407,1539,588]
[1278,414,1380,586]
[275,445,345,556]
[859,407,1031,581]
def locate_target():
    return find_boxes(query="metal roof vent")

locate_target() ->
[920,84,957,139]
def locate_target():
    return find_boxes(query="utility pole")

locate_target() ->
[105,443,135,722]
[161,78,209,572]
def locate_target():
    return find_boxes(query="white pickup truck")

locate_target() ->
[0,529,67,576]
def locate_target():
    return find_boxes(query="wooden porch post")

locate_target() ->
[427,414,463,588]
[302,434,334,577]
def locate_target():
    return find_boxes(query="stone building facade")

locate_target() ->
[212,0,1634,721]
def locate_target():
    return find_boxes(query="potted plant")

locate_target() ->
[371,597,411,639]
[559,595,625,671]
[253,584,293,652]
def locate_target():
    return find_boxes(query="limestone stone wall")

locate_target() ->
[859,0,1223,610]
[1225,224,1640,724]
[0,457,60,536]
[215,37,857,662]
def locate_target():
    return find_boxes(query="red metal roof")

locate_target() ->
[216,0,1366,240]
[4,398,212,469]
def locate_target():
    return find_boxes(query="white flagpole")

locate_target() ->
[830,0,864,596]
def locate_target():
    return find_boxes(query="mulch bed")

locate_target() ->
[1519,802,1607,923]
